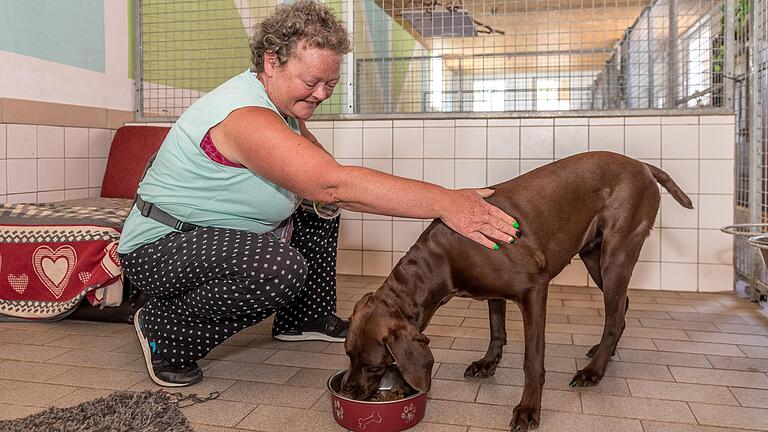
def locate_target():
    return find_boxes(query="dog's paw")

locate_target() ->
[464,360,498,378]
[569,368,603,387]
[510,404,540,432]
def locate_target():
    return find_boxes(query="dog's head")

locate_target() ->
[341,292,434,400]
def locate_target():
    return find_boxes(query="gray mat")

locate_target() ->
[0,390,193,432]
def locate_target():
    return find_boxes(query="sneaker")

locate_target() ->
[134,307,203,387]
[273,314,348,342]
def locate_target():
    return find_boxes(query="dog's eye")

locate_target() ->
[363,366,384,373]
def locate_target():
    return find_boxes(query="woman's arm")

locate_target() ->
[211,107,519,249]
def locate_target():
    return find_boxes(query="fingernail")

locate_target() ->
[515,231,522,238]
[489,186,496,190]
[493,243,499,250]
[508,237,515,243]
[513,221,520,229]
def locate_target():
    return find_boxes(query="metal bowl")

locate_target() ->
[748,234,768,268]
[327,368,428,432]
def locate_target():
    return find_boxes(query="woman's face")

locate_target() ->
[262,43,342,120]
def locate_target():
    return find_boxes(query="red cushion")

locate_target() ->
[100,126,170,199]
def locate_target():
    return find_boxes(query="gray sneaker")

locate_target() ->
[273,314,348,342]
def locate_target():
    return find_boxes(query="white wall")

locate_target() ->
[307,115,735,292]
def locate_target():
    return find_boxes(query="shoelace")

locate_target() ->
[159,390,221,408]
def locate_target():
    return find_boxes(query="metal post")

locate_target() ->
[344,0,355,114]
[134,0,143,121]
[457,61,463,112]
[724,0,735,109]
[647,10,654,108]
[667,0,678,108]
[748,0,762,300]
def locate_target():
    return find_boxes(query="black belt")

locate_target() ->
[134,195,199,232]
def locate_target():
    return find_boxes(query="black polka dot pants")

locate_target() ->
[120,207,340,366]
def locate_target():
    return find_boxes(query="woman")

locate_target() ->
[119,0,520,387]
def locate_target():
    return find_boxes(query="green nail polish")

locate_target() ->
[513,221,520,229]
[509,237,515,243]
[493,243,499,250]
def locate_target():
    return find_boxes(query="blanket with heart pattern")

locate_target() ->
[0,198,132,320]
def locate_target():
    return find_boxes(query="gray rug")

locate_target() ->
[0,390,193,432]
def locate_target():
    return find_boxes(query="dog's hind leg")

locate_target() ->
[570,234,642,388]
[465,298,507,378]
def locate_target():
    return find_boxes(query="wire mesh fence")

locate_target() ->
[135,0,728,119]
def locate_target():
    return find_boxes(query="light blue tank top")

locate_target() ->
[118,69,301,254]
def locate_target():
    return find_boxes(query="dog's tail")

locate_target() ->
[645,163,694,209]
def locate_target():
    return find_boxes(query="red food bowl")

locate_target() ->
[327,369,428,432]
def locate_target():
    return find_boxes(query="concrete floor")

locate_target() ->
[0,274,766,431]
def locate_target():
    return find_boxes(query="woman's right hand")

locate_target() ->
[438,188,520,250]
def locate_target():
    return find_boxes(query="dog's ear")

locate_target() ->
[352,292,375,315]
[385,324,434,393]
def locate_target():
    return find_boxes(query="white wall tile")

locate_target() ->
[555,117,588,126]
[363,120,392,128]
[363,128,392,158]
[7,124,36,158]
[306,120,333,129]
[393,159,423,180]
[37,159,65,191]
[393,120,423,128]
[455,119,486,127]
[64,189,87,200]
[625,125,661,159]
[488,127,520,159]
[521,159,551,174]
[488,160,520,185]
[698,194,733,229]
[0,124,6,158]
[662,116,698,125]
[520,127,554,159]
[638,229,661,261]
[555,126,588,158]
[698,264,734,292]
[662,125,699,158]
[661,159,699,194]
[0,161,6,194]
[88,129,111,158]
[362,158,392,174]
[552,259,588,286]
[699,159,733,194]
[363,220,392,251]
[661,228,698,263]
[589,126,624,153]
[699,124,735,159]
[89,158,108,188]
[424,127,454,158]
[6,192,37,203]
[628,261,661,290]
[37,126,64,158]
[455,159,487,188]
[64,127,89,158]
[488,119,520,127]
[334,120,362,129]
[699,115,734,124]
[7,159,37,193]
[363,251,393,276]
[393,128,424,158]
[339,219,362,249]
[393,221,423,251]
[661,262,698,291]
[424,159,454,188]
[337,250,362,275]
[455,127,486,158]
[698,229,733,265]
[333,128,362,158]
[521,118,553,126]
[661,194,699,228]
[65,159,89,189]
[37,190,65,202]
[311,128,334,154]
[392,251,406,269]
[424,119,454,128]
[590,117,623,126]
[626,116,660,125]
[89,187,101,198]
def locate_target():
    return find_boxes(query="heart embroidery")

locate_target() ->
[78,271,92,284]
[33,246,77,299]
[8,274,28,294]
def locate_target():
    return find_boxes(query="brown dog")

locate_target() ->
[341,152,693,432]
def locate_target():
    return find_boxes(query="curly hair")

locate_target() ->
[249,0,351,73]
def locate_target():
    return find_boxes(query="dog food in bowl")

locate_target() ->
[327,367,428,432]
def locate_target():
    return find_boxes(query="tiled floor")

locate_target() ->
[0,275,767,431]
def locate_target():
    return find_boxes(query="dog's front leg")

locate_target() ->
[465,299,506,378]
[510,286,547,432]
